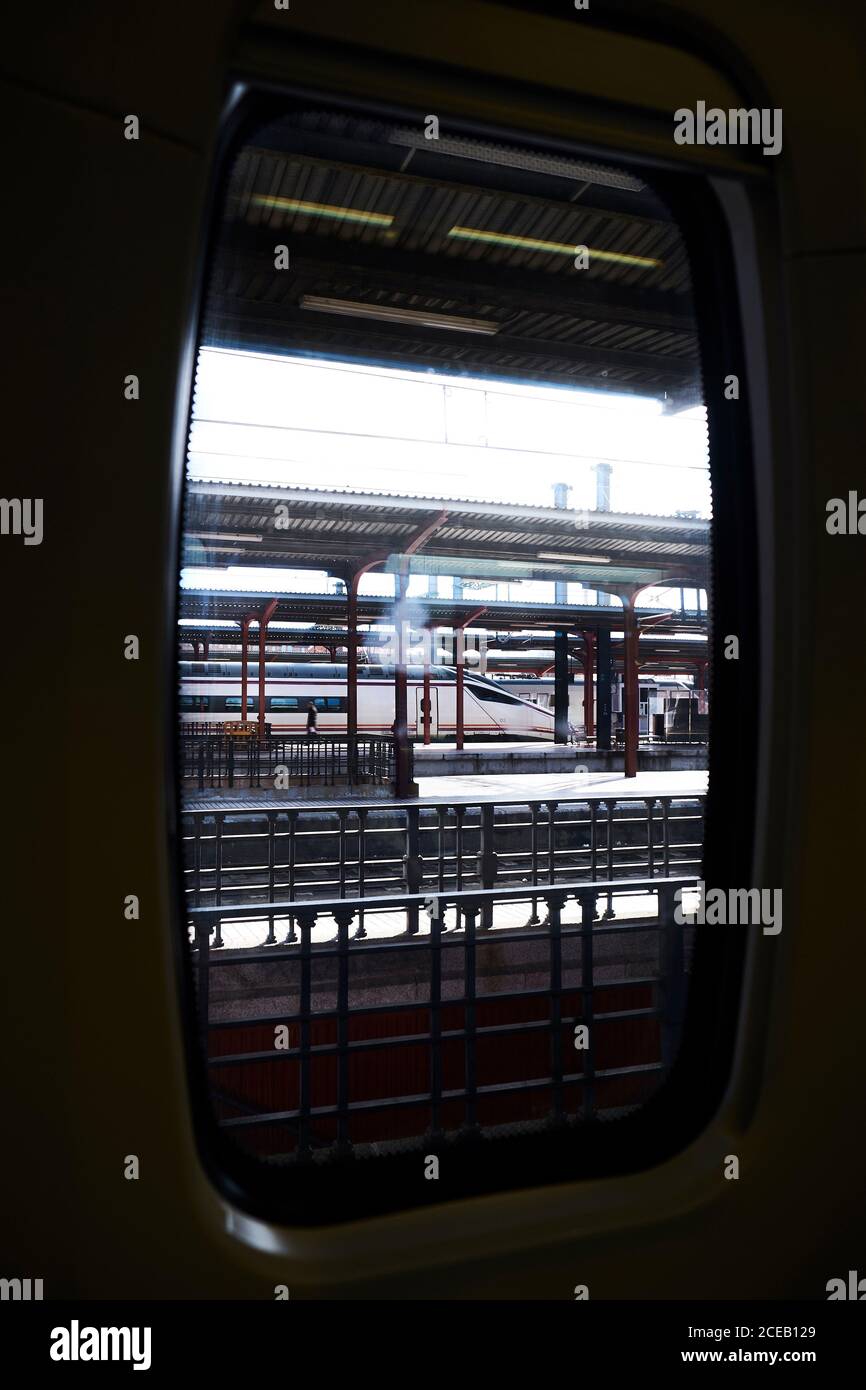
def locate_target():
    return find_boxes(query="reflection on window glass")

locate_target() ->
[177,99,711,1194]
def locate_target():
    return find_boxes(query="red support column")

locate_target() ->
[240,615,252,726]
[394,573,410,797]
[203,639,209,661]
[422,628,432,745]
[583,630,596,739]
[623,597,640,778]
[696,658,708,715]
[257,599,278,738]
[455,626,465,751]
[346,578,359,780]
[454,608,485,751]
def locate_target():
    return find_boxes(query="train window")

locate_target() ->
[467,682,525,706]
[174,86,754,1227]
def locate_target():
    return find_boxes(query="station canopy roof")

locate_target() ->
[177,588,707,636]
[177,627,707,671]
[184,482,709,593]
[204,106,702,405]
[190,109,710,629]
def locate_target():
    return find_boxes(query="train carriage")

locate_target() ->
[178,659,557,738]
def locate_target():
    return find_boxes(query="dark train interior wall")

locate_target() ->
[1,0,865,1308]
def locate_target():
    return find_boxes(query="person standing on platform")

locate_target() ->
[306,700,319,738]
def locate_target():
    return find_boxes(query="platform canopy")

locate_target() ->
[177,622,708,645]
[177,587,706,633]
[183,481,709,593]
[204,107,701,406]
[177,624,707,673]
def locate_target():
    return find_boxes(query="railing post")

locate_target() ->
[338,808,348,900]
[661,796,672,874]
[462,902,479,1134]
[296,907,316,1161]
[547,890,567,1124]
[355,808,367,939]
[477,802,497,930]
[194,918,211,1058]
[213,813,224,948]
[540,800,559,925]
[403,804,423,935]
[264,811,277,945]
[578,888,596,1120]
[659,882,686,1070]
[193,815,202,908]
[602,799,616,918]
[282,809,298,944]
[428,895,445,1143]
[334,906,355,1156]
[527,801,541,925]
[646,797,656,877]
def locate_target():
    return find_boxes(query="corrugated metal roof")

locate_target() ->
[200,107,701,401]
[176,589,709,635]
[182,481,709,585]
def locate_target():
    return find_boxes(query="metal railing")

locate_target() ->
[181,791,704,938]
[179,732,398,788]
[189,876,695,1157]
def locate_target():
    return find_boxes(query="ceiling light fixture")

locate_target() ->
[300,295,500,335]
[447,225,662,268]
[251,195,394,227]
[537,552,612,563]
[186,532,264,543]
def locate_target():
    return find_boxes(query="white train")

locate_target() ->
[179,660,556,740]
[502,674,700,737]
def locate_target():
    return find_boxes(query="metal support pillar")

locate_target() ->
[455,626,465,751]
[346,579,359,781]
[257,598,278,739]
[623,596,640,778]
[696,658,708,715]
[422,629,432,745]
[240,615,252,726]
[554,629,570,744]
[394,573,410,798]
[454,608,485,752]
[596,628,612,750]
[583,630,595,738]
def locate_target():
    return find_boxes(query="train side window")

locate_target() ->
[467,683,525,706]
[174,86,755,1227]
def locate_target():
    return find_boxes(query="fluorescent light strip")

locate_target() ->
[300,295,499,335]
[537,552,612,563]
[447,225,662,268]
[187,546,260,555]
[251,195,394,227]
[187,532,263,543]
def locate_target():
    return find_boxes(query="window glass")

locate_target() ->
[175,92,732,1221]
